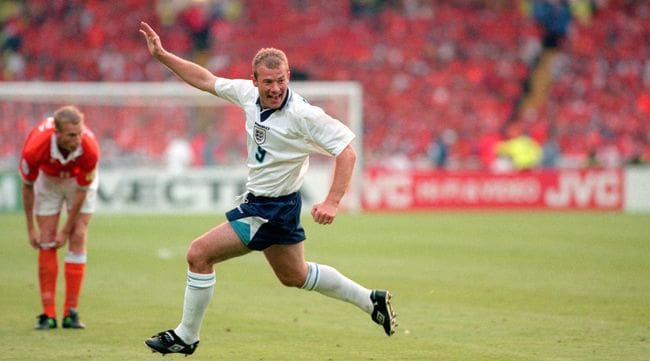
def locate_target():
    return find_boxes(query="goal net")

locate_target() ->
[0,81,363,213]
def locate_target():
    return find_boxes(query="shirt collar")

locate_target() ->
[257,88,291,122]
[50,133,83,165]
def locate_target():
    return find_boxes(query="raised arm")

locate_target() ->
[139,21,218,94]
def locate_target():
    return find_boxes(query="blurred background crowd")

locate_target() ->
[1,0,648,171]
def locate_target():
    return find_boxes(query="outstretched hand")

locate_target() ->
[139,21,164,57]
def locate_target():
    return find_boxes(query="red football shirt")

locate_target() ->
[19,118,100,187]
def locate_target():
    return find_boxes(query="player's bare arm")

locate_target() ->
[21,182,40,249]
[139,21,218,95]
[311,144,356,225]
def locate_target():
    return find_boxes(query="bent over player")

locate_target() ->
[19,105,100,329]
[139,21,397,356]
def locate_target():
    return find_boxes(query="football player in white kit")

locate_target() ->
[139,21,397,356]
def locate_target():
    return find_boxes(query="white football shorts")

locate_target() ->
[34,173,99,216]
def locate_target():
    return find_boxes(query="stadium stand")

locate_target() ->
[1,0,648,170]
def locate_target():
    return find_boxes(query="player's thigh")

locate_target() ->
[188,222,250,266]
[36,214,60,243]
[263,242,308,287]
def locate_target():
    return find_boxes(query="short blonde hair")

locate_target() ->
[53,105,84,131]
[252,48,289,79]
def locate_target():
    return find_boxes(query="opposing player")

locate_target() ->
[19,105,100,330]
[139,21,397,356]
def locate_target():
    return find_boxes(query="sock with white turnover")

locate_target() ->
[302,262,373,314]
[174,271,216,344]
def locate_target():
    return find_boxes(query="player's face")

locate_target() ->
[253,64,289,110]
[56,122,83,153]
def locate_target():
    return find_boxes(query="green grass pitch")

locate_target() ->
[1,211,648,360]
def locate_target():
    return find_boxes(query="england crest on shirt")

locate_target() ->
[254,123,268,144]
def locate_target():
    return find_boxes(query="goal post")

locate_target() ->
[0,81,363,213]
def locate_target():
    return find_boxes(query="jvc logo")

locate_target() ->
[544,170,622,208]
[363,173,412,209]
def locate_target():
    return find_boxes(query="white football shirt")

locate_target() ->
[214,78,355,197]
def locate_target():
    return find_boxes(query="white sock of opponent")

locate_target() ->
[174,271,216,344]
[302,262,373,313]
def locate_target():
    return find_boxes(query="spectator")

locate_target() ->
[427,128,456,169]
[165,136,193,172]
[532,0,573,48]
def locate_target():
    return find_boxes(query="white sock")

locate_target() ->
[174,270,216,344]
[302,262,373,314]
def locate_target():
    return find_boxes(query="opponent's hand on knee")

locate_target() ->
[54,231,68,248]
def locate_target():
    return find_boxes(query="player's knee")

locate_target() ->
[40,230,56,243]
[186,241,213,271]
[70,228,86,244]
[185,244,202,267]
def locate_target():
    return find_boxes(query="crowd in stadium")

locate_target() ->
[1,0,648,170]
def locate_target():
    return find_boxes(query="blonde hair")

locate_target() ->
[252,48,289,79]
[53,105,84,131]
